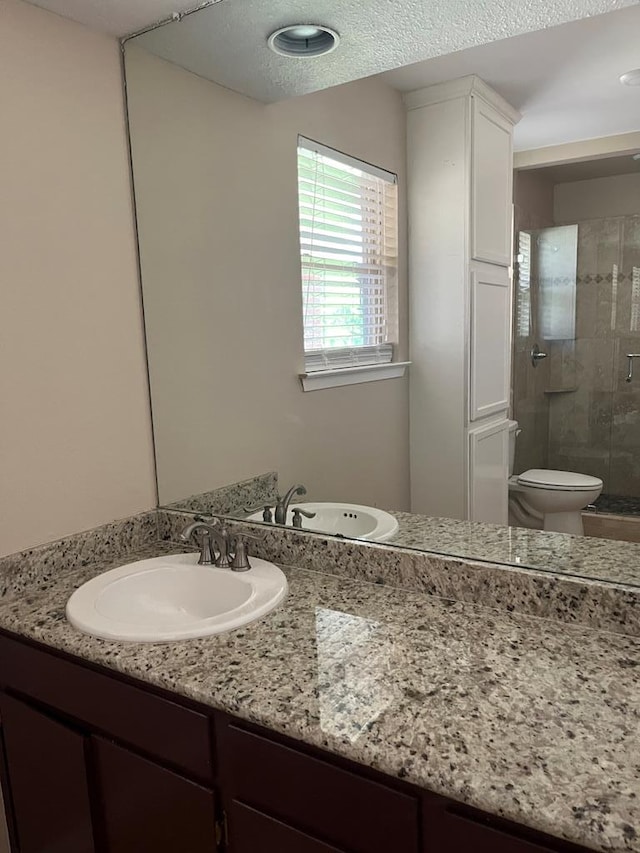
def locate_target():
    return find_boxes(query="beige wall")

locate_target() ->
[126,47,410,511]
[514,132,640,170]
[555,173,640,222]
[514,169,555,232]
[0,0,157,557]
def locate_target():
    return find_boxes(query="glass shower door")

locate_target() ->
[513,215,640,513]
[607,214,640,512]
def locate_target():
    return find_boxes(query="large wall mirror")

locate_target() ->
[124,1,640,588]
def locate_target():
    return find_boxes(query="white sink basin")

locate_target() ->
[247,502,399,542]
[66,553,287,642]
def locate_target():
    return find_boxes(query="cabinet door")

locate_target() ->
[468,419,509,525]
[92,737,217,853]
[471,95,514,266]
[218,721,419,853]
[469,262,511,421]
[0,693,95,853]
[229,800,346,853]
[424,798,586,853]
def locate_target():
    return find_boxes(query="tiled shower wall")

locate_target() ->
[546,215,640,496]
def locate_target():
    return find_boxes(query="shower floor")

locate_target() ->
[594,494,640,517]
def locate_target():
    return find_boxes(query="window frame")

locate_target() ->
[296,136,408,391]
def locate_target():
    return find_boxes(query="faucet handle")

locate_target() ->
[243,506,274,522]
[291,507,317,528]
[229,532,262,572]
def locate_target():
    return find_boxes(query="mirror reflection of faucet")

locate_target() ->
[255,484,317,529]
[275,484,309,524]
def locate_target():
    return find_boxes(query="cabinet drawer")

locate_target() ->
[425,799,588,853]
[230,801,345,853]
[0,633,212,783]
[219,722,419,853]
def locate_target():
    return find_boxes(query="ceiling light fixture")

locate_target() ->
[267,24,340,58]
[620,69,640,86]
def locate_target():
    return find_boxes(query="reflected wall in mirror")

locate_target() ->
[124,1,640,587]
[125,42,410,517]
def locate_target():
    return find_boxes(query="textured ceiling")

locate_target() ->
[26,0,203,36]
[120,0,639,102]
[383,5,640,151]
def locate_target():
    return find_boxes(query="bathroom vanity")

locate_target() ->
[0,630,595,853]
[0,534,637,853]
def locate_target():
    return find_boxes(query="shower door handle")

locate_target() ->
[530,344,547,368]
[625,353,640,382]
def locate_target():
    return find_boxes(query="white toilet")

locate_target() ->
[507,421,603,536]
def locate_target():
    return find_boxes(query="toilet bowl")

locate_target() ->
[509,468,603,536]
[506,422,603,535]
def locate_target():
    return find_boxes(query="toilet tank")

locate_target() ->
[508,420,520,476]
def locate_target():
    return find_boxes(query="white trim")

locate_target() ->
[304,343,394,373]
[300,361,410,392]
[403,75,521,126]
[298,135,397,184]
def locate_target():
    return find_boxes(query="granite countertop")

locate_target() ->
[1,545,639,853]
[388,510,640,587]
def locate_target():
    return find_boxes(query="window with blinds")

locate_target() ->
[297,137,399,372]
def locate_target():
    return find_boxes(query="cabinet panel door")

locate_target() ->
[218,722,419,853]
[470,262,511,421]
[468,419,509,525]
[229,800,346,853]
[424,799,586,853]
[471,96,513,266]
[0,635,212,783]
[0,693,95,853]
[93,737,217,853]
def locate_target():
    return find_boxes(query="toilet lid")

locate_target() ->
[518,469,603,491]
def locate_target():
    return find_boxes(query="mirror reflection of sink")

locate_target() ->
[66,553,287,643]
[247,503,399,542]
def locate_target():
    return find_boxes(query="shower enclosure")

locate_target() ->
[512,214,640,514]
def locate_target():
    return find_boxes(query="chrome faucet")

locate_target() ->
[274,484,307,525]
[180,519,231,567]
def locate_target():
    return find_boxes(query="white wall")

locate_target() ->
[555,172,640,222]
[126,47,410,511]
[0,0,157,557]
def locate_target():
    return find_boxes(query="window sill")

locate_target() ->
[299,361,410,392]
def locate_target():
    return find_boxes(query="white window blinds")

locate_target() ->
[297,137,399,372]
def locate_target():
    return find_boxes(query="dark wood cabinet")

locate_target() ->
[423,795,590,853]
[93,737,217,853]
[0,693,95,853]
[228,800,346,853]
[0,634,212,783]
[0,631,592,853]
[218,719,419,853]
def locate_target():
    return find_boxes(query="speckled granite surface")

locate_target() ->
[388,511,640,588]
[0,544,638,853]
[159,510,640,637]
[231,500,640,588]
[0,511,158,597]
[164,472,278,516]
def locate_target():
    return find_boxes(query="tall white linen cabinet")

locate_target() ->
[406,76,520,523]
